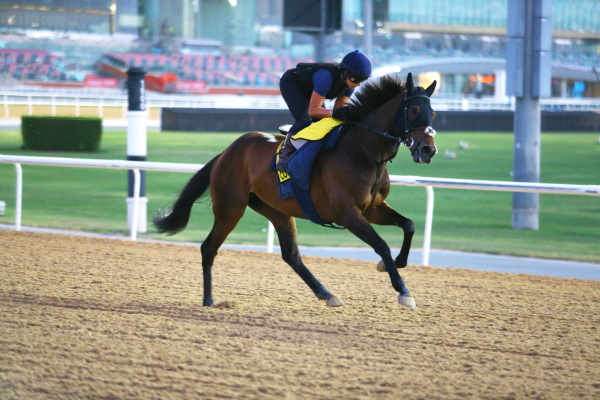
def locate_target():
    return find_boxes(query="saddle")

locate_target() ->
[270,118,346,226]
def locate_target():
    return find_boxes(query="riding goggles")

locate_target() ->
[348,75,368,84]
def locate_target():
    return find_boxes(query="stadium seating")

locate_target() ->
[1,40,597,90]
[100,51,305,88]
[0,48,82,82]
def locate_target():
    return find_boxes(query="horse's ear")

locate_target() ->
[406,72,415,94]
[425,80,437,97]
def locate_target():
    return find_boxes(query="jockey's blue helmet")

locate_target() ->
[339,50,372,79]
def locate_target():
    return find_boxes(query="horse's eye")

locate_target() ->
[408,106,419,120]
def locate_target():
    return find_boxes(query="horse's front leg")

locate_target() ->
[363,201,414,269]
[339,208,416,309]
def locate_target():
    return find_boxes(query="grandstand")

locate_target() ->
[100,52,302,88]
[0,48,79,82]
[0,0,598,97]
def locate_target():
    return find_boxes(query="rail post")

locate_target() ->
[126,67,148,233]
[422,186,434,266]
[15,163,22,231]
[267,222,275,253]
[130,169,141,240]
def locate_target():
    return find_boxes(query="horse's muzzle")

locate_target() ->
[412,144,437,164]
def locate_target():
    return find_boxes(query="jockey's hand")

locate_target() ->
[332,107,352,121]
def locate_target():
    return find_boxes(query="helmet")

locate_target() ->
[339,50,372,78]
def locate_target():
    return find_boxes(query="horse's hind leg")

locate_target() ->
[363,201,414,269]
[248,194,343,306]
[200,195,247,306]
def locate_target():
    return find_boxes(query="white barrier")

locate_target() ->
[0,155,204,240]
[387,175,600,265]
[1,154,599,265]
[3,90,600,113]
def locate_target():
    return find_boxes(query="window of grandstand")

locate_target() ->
[0,0,141,34]
[178,39,222,55]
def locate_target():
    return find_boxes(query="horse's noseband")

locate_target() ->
[408,126,437,161]
[405,126,436,148]
[424,126,436,136]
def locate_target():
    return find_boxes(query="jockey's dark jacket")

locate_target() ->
[292,63,348,100]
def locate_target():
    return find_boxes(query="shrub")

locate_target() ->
[22,116,102,152]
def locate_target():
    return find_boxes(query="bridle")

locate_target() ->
[347,91,437,165]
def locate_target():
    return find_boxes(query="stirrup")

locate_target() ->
[276,141,295,172]
[276,153,292,172]
[278,124,292,134]
[275,163,288,173]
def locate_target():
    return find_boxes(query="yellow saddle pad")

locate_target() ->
[291,117,344,141]
[276,117,344,183]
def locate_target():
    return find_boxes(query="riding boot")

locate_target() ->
[276,133,296,172]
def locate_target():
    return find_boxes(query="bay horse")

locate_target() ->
[153,73,437,310]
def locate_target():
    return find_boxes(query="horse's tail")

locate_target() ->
[153,154,221,235]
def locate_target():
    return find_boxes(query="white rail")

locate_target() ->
[1,90,289,111]
[0,155,204,241]
[1,155,599,265]
[2,90,600,112]
[387,175,600,265]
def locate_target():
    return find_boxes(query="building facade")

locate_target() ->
[0,0,597,97]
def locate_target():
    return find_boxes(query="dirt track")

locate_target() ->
[1,230,599,399]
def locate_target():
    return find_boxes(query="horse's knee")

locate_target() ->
[372,240,393,259]
[402,218,415,234]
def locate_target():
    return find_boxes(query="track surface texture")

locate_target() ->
[1,230,599,399]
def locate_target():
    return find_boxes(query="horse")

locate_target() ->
[153,73,438,310]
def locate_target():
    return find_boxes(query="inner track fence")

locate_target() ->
[1,154,599,266]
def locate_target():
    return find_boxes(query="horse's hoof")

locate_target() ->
[203,299,214,307]
[398,295,416,310]
[326,296,345,307]
[376,260,386,272]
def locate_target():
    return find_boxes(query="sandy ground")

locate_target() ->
[1,230,599,399]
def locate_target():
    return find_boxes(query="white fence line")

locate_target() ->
[387,175,600,196]
[3,90,600,112]
[1,154,599,265]
[0,155,204,241]
[387,175,600,265]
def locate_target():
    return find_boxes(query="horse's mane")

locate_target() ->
[345,75,406,121]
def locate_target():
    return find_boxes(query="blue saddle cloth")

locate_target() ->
[270,124,346,225]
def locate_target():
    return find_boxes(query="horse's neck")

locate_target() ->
[343,92,405,165]
[363,91,404,133]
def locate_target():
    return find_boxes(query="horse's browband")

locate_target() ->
[405,94,431,102]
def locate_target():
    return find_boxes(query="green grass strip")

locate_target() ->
[1,129,598,262]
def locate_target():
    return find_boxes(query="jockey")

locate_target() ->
[276,50,372,172]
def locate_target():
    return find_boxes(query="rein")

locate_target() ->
[351,120,405,145]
